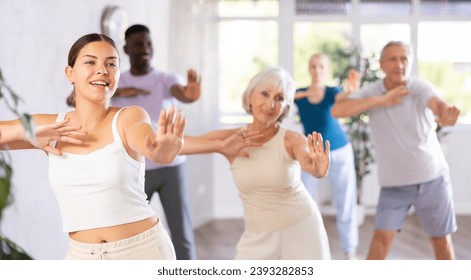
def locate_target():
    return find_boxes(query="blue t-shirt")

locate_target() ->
[294,86,349,151]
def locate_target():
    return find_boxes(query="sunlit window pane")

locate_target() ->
[219,20,278,119]
[418,21,471,123]
[360,24,410,58]
[360,0,411,16]
[218,0,278,17]
[420,0,471,16]
[294,22,352,87]
[296,0,352,15]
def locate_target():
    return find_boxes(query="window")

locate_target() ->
[218,0,278,17]
[360,24,410,57]
[217,0,471,123]
[294,22,352,87]
[296,0,352,15]
[219,20,278,123]
[420,0,471,16]
[360,0,411,16]
[218,0,279,124]
[418,21,471,122]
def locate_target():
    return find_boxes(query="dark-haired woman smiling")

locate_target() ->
[0,33,185,260]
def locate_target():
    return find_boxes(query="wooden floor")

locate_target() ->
[194,215,471,260]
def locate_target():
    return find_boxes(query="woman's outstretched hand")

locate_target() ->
[304,132,330,178]
[344,69,361,93]
[146,106,186,164]
[29,118,87,155]
[220,128,263,160]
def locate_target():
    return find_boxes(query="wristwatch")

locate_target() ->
[101,6,129,44]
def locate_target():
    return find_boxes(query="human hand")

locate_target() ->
[378,86,410,107]
[146,106,186,164]
[220,128,263,159]
[185,68,201,100]
[304,132,330,178]
[29,118,87,155]
[344,69,361,93]
[437,106,460,127]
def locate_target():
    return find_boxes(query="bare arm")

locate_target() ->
[0,119,27,146]
[171,68,201,103]
[331,85,410,118]
[286,130,330,178]
[428,96,460,127]
[0,115,86,155]
[182,129,236,154]
[122,106,185,164]
[182,128,263,161]
[331,96,381,118]
[114,87,150,98]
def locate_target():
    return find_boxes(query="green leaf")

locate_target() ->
[0,235,33,260]
[0,177,11,215]
[0,67,33,260]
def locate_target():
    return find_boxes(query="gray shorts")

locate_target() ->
[375,173,457,237]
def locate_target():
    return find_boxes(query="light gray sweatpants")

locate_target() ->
[65,222,176,260]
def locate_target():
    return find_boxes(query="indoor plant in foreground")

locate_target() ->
[0,68,33,259]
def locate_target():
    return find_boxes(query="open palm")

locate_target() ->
[146,106,186,164]
[304,132,330,178]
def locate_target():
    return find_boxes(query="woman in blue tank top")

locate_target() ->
[294,53,359,259]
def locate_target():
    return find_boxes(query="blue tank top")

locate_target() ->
[294,86,348,151]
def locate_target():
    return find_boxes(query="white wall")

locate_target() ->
[439,125,471,214]
[167,0,220,228]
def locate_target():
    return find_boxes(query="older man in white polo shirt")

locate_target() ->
[331,41,460,260]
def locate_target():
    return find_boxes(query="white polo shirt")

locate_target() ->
[349,77,448,186]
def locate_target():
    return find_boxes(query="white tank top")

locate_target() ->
[48,108,155,232]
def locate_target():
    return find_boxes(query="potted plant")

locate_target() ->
[332,45,380,204]
[320,42,380,223]
[0,68,33,259]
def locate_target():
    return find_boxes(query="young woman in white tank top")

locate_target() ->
[0,33,187,260]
